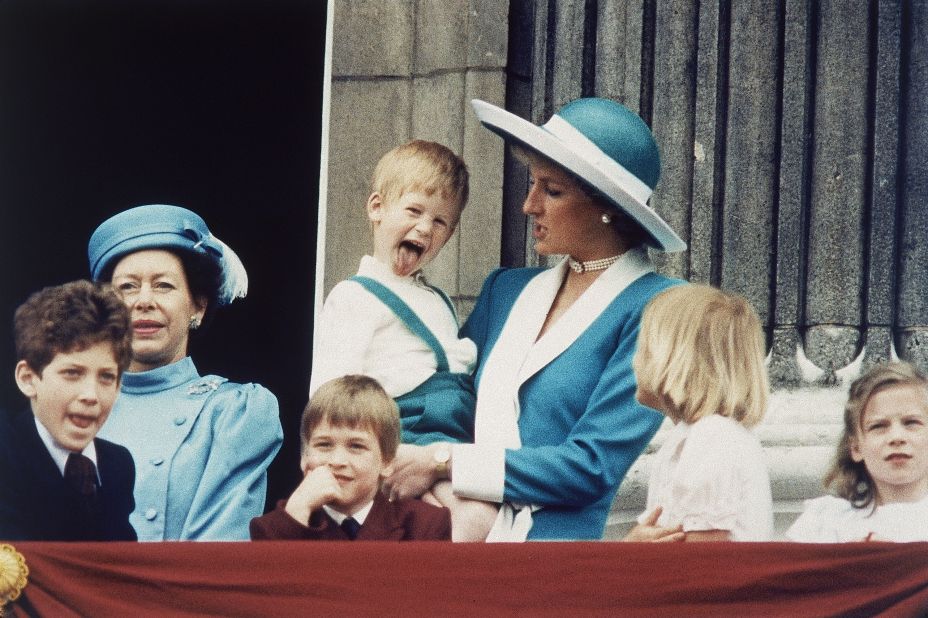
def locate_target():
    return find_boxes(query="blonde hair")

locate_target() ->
[371,140,469,215]
[633,283,769,427]
[825,361,928,509]
[300,375,401,461]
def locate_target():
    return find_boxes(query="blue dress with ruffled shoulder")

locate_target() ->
[98,356,283,541]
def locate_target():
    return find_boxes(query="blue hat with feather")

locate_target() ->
[88,204,248,305]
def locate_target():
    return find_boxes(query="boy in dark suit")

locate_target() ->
[250,375,450,541]
[0,280,136,541]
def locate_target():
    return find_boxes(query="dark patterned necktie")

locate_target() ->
[340,517,361,540]
[64,453,104,539]
[65,452,99,501]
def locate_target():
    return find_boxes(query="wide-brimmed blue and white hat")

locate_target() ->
[88,204,248,305]
[472,98,686,253]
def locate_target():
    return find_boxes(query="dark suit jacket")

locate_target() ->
[250,493,451,541]
[0,409,137,541]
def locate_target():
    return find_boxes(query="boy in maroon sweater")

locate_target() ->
[250,375,450,541]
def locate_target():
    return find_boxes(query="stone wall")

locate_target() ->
[323,1,928,539]
[323,0,509,320]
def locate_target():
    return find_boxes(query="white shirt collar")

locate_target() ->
[34,416,99,479]
[322,500,375,526]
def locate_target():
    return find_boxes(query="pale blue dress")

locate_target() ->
[98,357,283,541]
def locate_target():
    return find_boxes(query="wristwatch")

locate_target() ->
[433,446,451,479]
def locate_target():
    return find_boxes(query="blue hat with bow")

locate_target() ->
[88,204,248,305]
[471,98,686,252]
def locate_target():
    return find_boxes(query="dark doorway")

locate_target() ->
[0,0,325,506]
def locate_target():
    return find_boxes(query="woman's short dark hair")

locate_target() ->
[176,249,223,331]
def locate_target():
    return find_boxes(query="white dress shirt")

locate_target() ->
[34,417,100,481]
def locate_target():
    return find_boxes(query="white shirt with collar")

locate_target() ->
[310,255,477,397]
[34,417,101,483]
[322,500,374,526]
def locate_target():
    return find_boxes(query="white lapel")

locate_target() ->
[517,248,653,384]
[475,248,653,542]
[473,249,653,447]
[473,265,562,447]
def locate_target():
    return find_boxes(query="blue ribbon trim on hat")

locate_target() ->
[88,204,249,305]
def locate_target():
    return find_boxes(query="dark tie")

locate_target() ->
[64,453,104,539]
[340,517,361,540]
[65,452,100,515]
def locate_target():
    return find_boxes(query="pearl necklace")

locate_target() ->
[567,254,621,274]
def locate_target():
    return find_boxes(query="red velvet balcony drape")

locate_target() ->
[6,541,928,616]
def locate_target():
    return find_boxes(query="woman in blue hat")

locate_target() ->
[87,205,283,541]
[384,98,685,540]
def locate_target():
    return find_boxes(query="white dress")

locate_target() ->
[786,494,928,542]
[640,414,773,541]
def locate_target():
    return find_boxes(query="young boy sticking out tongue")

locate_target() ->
[309,140,497,542]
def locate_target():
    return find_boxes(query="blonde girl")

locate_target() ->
[786,362,928,542]
[625,283,773,542]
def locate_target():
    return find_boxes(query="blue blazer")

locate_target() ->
[0,409,136,541]
[461,260,678,539]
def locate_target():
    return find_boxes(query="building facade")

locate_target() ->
[321,0,928,537]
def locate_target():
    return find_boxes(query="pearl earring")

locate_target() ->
[601,213,612,224]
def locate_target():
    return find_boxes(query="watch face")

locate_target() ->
[435,449,451,463]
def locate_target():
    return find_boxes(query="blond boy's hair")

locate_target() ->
[825,361,928,509]
[633,283,769,427]
[300,375,401,461]
[371,140,469,215]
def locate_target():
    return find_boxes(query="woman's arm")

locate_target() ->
[454,317,664,507]
[385,443,449,500]
[381,267,505,499]
[178,384,283,540]
[685,530,732,542]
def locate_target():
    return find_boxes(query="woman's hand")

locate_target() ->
[862,532,889,542]
[622,506,685,542]
[382,443,445,501]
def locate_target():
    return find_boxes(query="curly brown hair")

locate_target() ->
[14,280,132,375]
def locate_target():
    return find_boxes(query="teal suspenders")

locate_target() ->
[349,276,451,373]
